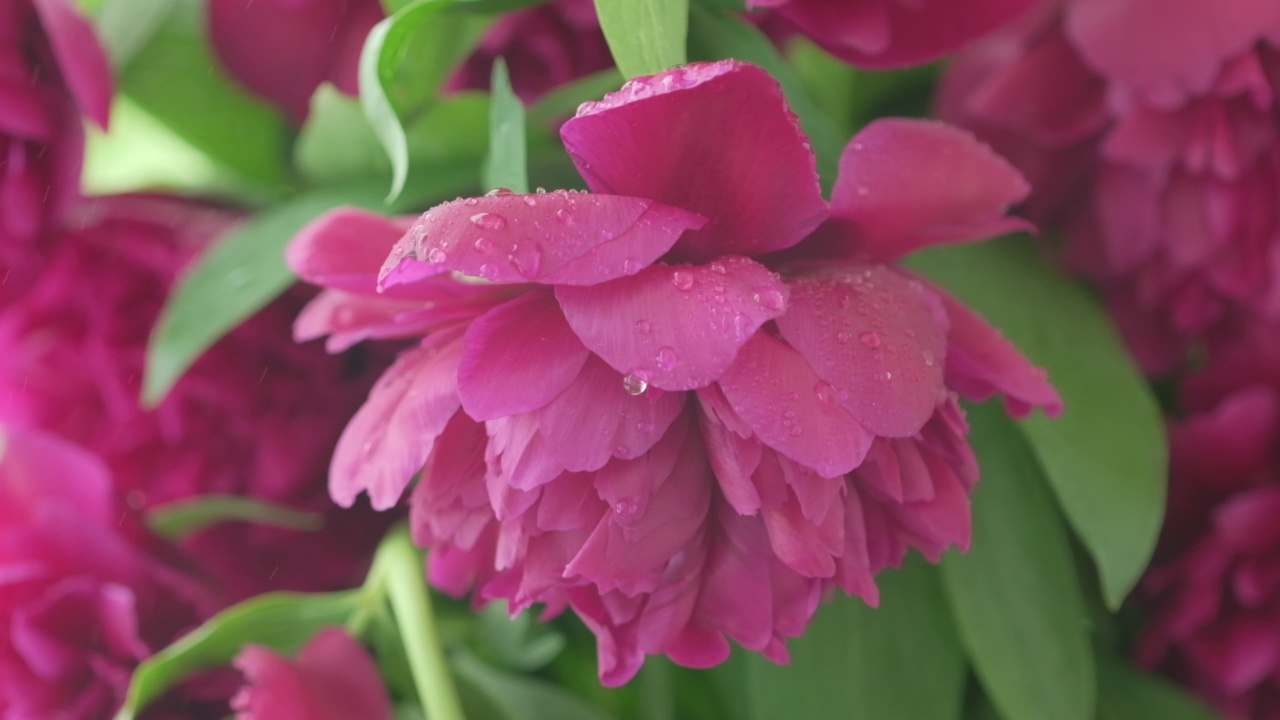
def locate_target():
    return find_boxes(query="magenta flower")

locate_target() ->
[231,628,392,720]
[939,0,1280,373]
[749,0,1033,68]
[0,424,208,719]
[0,195,393,604]
[288,60,1060,684]
[208,0,383,123]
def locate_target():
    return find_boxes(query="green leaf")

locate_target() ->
[941,403,1096,720]
[474,602,565,672]
[360,0,488,199]
[593,0,688,78]
[91,0,173,70]
[746,556,966,720]
[484,59,530,193]
[114,591,364,720]
[687,6,844,189]
[453,650,618,720]
[527,69,625,130]
[1096,651,1219,720]
[295,84,396,184]
[118,0,290,188]
[146,495,323,540]
[909,237,1166,608]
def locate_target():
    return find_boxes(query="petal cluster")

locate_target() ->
[289,60,1059,684]
[939,1,1280,373]
[231,628,392,720]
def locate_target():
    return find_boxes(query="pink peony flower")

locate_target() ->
[446,0,612,105]
[288,59,1061,685]
[0,424,208,719]
[0,0,111,298]
[230,628,392,720]
[749,0,1033,68]
[207,0,384,123]
[0,194,393,604]
[938,0,1280,374]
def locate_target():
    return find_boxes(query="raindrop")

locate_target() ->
[636,421,655,434]
[622,374,649,395]
[635,319,652,334]
[814,381,838,407]
[783,410,797,420]
[788,425,802,437]
[508,250,542,278]
[922,349,936,367]
[601,229,616,240]
[877,371,893,381]
[426,248,447,264]
[522,196,537,206]
[478,263,496,279]
[485,187,514,196]
[470,213,507,230]
[656,346,679,371]
[463,198,479,206]
[555,208,575,225]
[614,498,640,519]
[753,288,785,310]
[836,331,851,344]
[623,259,642,274]
[710,263,727,274]
[473,237,494,253]
[856,186,869,196]
[671,270,694,290]
[858,331,881,348]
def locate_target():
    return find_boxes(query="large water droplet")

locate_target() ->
[671,270,694,290]
[426,248,447,264]
[508,249,542,278]
[478,263,496,279]
[485,187,514,196]
[473,237,494,253]
[788,424,803,437]
[859,331,881,348]
[635,319,652,334]
[470,212,507,230]
[656,346,679,371]
[753,287,785,311]
[814,381,838,407]
[622,374,649,395]
[614,498,640,520]
[555,208,575,225]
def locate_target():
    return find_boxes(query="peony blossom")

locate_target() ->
[0,0,111,300]
[0,424,208,719]
[207,0,383,123]
[231,628,392,720]
[446,0,612,105]
[749,0,1033,68]
[288,59,1060,685]
[938,0,1280,374]
[0,195,393,604]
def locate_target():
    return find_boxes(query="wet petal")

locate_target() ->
[830,119,1031,262]
[776,264,947,437]
[557,257,788,391]
[458,291,590,420]
[380,191,705,289]
[286,208,413,295]
[561,60,827,261]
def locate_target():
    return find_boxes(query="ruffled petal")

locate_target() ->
[457,291,590,420]
[293,290,440,352]
[380,191,705,289]
[32,0,113,127]
[561,60,827,261]
[829,119,1031,262]
[330,339,463,510]
[718,333,874,478]
[286,208,413,295]
[776,264,947,437]
[556,257,788,391]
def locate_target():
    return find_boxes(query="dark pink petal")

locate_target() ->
[718,333,874,478]
[835,489,879,604]
[32,0,113,127]
[696,387,765,515]
[286,208,413,295]
[232,628,392,720]
[776,264,947,437]
[330,339,463,510]
[561,60,827,261]
[380,191,705,289]
[762,493,842,578]
[557,257,788,390]
[1214,485,1280,553]
[293,290,440,352]
[458,291,590,420]
[0,425,113,524]
[829,119,1031,262]
[933,284,1062,417]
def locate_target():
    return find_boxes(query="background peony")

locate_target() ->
[231,627,392,720]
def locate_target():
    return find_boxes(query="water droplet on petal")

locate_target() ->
[426,248,447,264]
[859,331,881,348]
[463,197,479,206]
[622,374,648,395]
[836,331,851,344]
[635,320,652,334]
[788,425,802,437]
[922,349,936,367]
[614,498,640,519]
[814,381,838,407]
[623,259,642,274]
[877,371,893,381]
[636,421,655,434]
[783,410,797,420]
[671,270,694,290]
[656,346,679,371]
[473,237,494,253]
[522,196,537,206]
[485,187,514,196]
[555,208,575,225]
[471,212,507,230]
[753,287,785,311]
[710,263,727,274]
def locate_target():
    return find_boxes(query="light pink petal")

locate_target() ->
[380,191,705,289]
[718,333,874,478]
[776,264,948,437]
[829,119,1031,262]
[557,257,788,391]
[32,0,113,127]
[330,339,463,510]
[457,291,590,420]
[0,425,113,525]
[232,628,392,720]
[287,208,414,295]
[561,60,827,261]
[933,284,1062,417]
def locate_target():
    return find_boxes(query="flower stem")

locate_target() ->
[377,526,466,720]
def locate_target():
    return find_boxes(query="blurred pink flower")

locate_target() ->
[231,628,391,720]
[208,0,383,123]
[289,59,1060,684]
[0,424,207,719]
[938,0,1280,374]
[0,195,393,604]
[750,0,1033,68]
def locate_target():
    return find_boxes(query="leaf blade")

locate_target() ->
[484,58,529,193]
[593,0,689,78]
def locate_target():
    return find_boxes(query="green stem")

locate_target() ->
[378,527,466,720]
[638,658,675,720]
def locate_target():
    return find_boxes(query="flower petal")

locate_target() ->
[457,291,590,420]
[330,339,463,510]
[32,0,113,127]
[557,257,788,391]
[829,119,1032,262]
[287,208,413,295]
[776,263,947,437]
[718,333,874,478]
[232,628,392,720]
[380,191,705,288]
[561,60,827,261]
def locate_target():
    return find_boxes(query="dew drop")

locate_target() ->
[671,270,694,290]
[426,248,447,264]
[507,249,542,278]
[877,371,893,381]
[922,349,936,367]
[858,331,881,348]
[478,263,496,279]
[635,319,652,334]
[623,258,642,274]
[836,331,851,344]
[814,381,838,407]
[470,212,507,230]
[555,208,575,225]
[473,237,494,253]
[622,374,648,395]
[656,346,679,371]
[485,187,514,196]
[522,196,537,206]
[636,421,655,434]
[753,287,785,310]
[783,410,797,420]
[788,425,803,437]
[710,263,727,275]
[463,197,479,206]
[614,498,640,519]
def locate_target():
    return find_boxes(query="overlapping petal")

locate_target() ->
[31,0,112,127]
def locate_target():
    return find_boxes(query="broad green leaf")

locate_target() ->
[593,0,688,77]
[746,556,966,720]
[114,591,364,720]
[91,0,173,69]
[296,84,395,184]
[941,403,1095,720]
[118,0,290,188]
[474,602,565,672]
[909,237,1166,608]
[360,0,488,199]
[453,651,618,720]
[687,6,843,189]
[528,69,625,129]
[1096,652,1219,720]
[146,495,323,540]
[484,59,530,193]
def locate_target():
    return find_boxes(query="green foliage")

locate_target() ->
[146,495,323,540]
[593,0,688,78]
[485,59,530,193]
